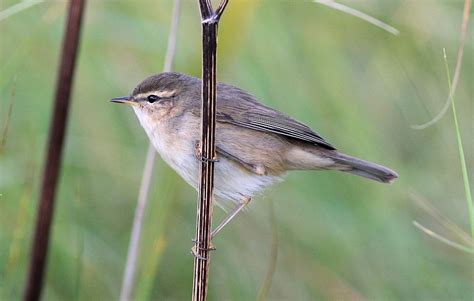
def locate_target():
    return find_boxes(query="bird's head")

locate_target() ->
[111,72,198,121]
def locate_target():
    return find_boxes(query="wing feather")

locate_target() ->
[214,83,335,150]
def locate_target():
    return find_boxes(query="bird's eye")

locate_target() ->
[147,95,159,103]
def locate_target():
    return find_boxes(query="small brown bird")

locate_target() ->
[112,72,398,236]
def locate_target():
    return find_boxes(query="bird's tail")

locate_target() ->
[327,152,398,184]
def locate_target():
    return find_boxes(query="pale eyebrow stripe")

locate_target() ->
[134,90,177,100]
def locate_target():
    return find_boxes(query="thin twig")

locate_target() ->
[192,1,229,300]
[0,0,43,22]
[23,0,85,300]
[119,1,182,300]
[314,0,399,35]
[411,0,471,129]
[413,221,474,254]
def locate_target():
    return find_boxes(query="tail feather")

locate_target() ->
[328,152,398,184]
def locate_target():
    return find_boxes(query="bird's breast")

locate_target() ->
[133,108,200,187]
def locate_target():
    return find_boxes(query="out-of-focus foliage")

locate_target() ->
[0,0,472,300]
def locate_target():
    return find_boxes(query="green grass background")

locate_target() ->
[1,0,473,300]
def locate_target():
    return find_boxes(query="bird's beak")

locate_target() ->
[110,96,137,106]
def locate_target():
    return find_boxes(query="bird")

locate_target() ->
[111,72,398,237]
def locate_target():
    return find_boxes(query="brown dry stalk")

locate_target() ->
[192,1,229,300]
[23,0,86,300]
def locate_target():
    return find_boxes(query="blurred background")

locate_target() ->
[1,0,472,300]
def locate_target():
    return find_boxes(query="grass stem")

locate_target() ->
[119,1,182,300]
[411,0,471,129]
[442,49,474,238]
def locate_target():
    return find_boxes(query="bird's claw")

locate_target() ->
[194,141,219,162]
[190,240,216,260]
[201,156,219,163]
[191,246,208,260]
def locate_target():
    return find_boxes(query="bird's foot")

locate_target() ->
[194,140,219,162]
[190,240,216,260]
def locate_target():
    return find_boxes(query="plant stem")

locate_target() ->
[256,200,279,301]
[443,48,474,238]
[119,1,182,300]
[450,97,474,238]
[23,0,85,300]
[412,0,471,129]
[0,0,43,22]
[192,1,228,300]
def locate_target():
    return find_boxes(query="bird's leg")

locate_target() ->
[211,196,252,238]
[190,197,251,258]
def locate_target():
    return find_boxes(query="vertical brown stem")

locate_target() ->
[192,1,228,301]
[23,1,85,300]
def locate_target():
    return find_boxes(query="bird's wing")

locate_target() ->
[216,146,268,175]
[215,83,335,150]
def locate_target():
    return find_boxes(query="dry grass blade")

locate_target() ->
[256,200,278,301]
[119,144,156,301]
[413,221,474,254]
[119,1,182,300]
[0,79,16,154]
[314,0,399,35]
[0,0,43,21]
[409,191,473,246]
[411,0,471,129]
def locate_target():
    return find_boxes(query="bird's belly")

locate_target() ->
[213,159,281,210]
[157,145,280,210]
[152,138,200,189]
